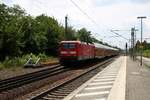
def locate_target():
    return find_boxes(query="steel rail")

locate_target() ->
[0,64,70,92]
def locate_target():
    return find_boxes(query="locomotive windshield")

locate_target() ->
[62,43,76,49]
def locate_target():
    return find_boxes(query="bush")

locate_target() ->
[22,53,39,64]
[143,50,150,58]
[2,56,26,68]
[38,53,47,62]
[0,54,33,68]
[0,53,58,69]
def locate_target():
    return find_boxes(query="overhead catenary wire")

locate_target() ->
[69,0,128,42]
[110,30,129,41]
[70,0,99,26]
[69,0,104,38]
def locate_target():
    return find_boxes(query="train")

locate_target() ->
[59,41,119,65]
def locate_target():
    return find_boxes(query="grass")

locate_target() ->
[144,63,150,69]
[0,53,58,70]
[0,63,4,70]
[41,56,58,64]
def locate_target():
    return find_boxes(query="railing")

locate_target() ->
[24,57,41,67]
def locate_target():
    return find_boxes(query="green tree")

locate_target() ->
[20,16,39,54]
[0,4,25,60]
[77,28,93,43]
[66,26,77,40]
[35,14,64,55]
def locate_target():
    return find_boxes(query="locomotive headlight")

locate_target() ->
[61,51,67,54]
[70,51,76,54]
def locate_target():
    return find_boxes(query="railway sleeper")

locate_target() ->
[50,92,68,96]
[55,89,74,92]
[45,94,66,99]
[51,91,71,95]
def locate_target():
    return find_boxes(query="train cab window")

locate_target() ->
[62,44,68,49]
[62,43,76,49]
[69,44,75,49]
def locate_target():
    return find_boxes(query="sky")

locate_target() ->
[2,0,150,49]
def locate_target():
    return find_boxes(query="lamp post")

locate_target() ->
[65,15,68,40]
[137,16,147,66]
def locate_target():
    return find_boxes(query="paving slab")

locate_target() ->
[126,57,150,100]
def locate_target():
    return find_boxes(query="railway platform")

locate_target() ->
[63,56,126,100]
[63,56,150,100]
[137,56,150,65]
[126,56,150,100]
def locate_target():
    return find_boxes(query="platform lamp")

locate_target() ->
[137,16,147,66]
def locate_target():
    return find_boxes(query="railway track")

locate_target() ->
[29,57,115,100]
[0,64,69,92]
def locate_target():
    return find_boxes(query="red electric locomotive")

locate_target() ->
[59,41,95,65]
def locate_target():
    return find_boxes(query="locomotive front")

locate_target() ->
[59,41,79,65]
